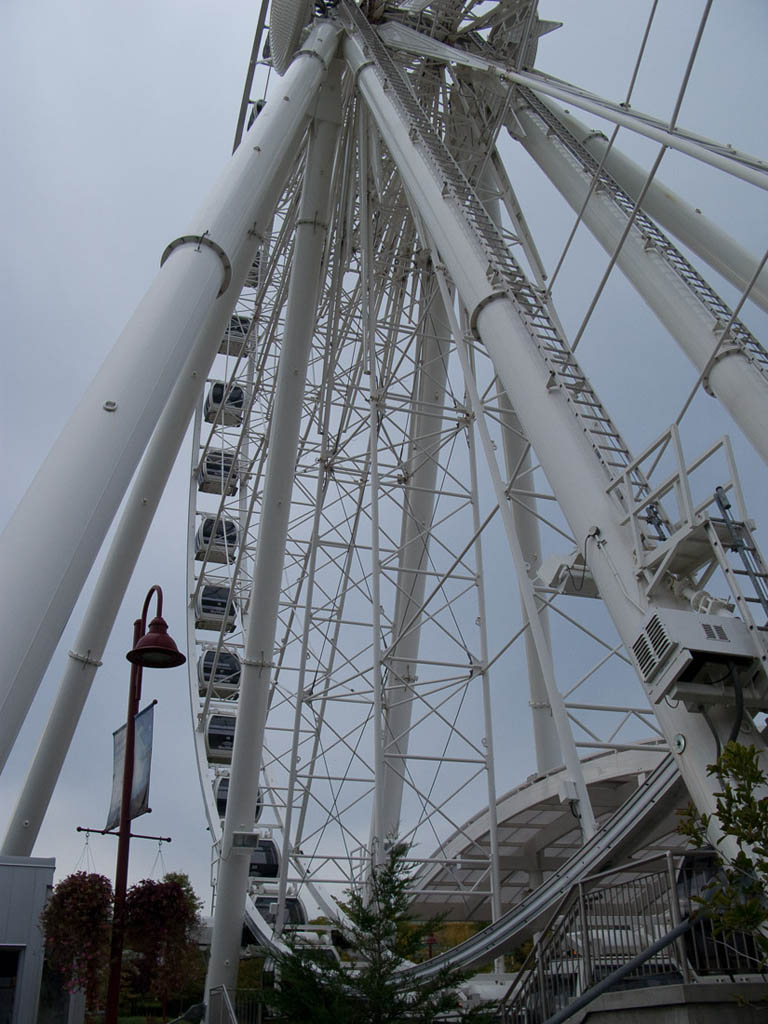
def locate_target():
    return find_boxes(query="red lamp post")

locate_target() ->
[104,585,185,1024]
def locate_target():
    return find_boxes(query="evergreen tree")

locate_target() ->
[260,841,497,1023]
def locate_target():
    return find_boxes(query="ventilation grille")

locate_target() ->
[632,614,674,681]
[702,622,729,642]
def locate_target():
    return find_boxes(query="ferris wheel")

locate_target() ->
[182,0,768,991]
[1,0,767,1006]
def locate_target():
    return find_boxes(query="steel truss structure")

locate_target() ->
[2,0,768,1008]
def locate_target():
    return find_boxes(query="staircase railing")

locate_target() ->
[499,850,764,1023]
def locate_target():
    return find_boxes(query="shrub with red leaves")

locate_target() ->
[40,871,113,1016]
[125,872,203,1018]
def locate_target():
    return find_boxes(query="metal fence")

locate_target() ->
[208,986,266,1024]
[208,986,238,1024]
[500,850,764,1023]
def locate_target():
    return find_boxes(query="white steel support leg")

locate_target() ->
[3,279,247,856]
[205,69,343,998]
[435,270,596,839]
[544,101,768,315]
[465,365,503,931]
[478,155,561,774]
[378,276,452,843]
[345,32,768,861]
[496,66,768,192]
[497,392,561,773]
[0,20,340,775]
[359,110,387,861]
[513,101,768,465]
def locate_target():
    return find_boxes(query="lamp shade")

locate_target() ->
[127,615,186,668]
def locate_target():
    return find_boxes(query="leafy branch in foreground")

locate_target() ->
[678,740,768,962]
[260,841,497,1023]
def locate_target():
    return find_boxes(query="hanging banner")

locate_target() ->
[106,704,155,831]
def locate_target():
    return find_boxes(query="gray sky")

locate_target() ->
[1,0,766,910]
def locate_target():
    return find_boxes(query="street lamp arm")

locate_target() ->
[141,584,164,631]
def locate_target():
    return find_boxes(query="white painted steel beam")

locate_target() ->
[477,154,561,774]
[379,278,452,842]
[497,67,768,192]
[3,279,243,856]
[497,393,561,773]
[0,20,340,776]
[513,100,768,466]
[359,111,386,861]
[373,20,768,191]
[545,101,768,315]
[465,405,503,928]
[433,271,596,840]
[205,62,343,999]
[343,27,768,867]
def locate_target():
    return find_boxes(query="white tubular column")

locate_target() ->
[206,66,342,999]
[513,100,768,465]
[2,238,257,856]
[496,68,768,192]
[345,32,768,859]
[497,393,561,773]
[479,155,561,773]
[465,396,503,930]
[546,102,768,315]
[358,110,386,858]
[379,276,452,842]
[0,20,340,776]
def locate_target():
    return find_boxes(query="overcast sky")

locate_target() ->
[1,0,766,909]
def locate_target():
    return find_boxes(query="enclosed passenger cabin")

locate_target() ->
[245,250,261,289]
[198,648,241,695]
[204,381,246,427]
[197,451,239,495]
[195,584,237,632]
[195,516,238,564]
[219,314,251,357]
[246,98,266,132]
[206,713,237,764]
[253,893,307,928]
[213,775,262,823]
[249,839,279,880]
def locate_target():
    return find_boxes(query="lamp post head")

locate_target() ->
[127,616,186,669]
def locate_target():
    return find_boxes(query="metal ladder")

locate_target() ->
[519,88,768,378]
[709,487,768,666]
[339,0,653,511]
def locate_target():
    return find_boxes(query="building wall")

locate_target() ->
[0,856,55,1024]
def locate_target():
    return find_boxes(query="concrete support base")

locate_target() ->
[579,981,768,1024]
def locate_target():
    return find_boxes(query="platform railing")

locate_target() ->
[207,985,239,1024]
[499,850,762,1023]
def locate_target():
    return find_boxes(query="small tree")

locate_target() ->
[678,740,768,965]
[40,871,113,1019]
[125,872,204,1019]
[260,841,497,1023]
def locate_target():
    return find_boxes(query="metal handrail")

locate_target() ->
[499,847,765,1022]
[404,756,682,978]
[208,986,238,1024]
[499,855,685,1022]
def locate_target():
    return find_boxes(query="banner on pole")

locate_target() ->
[106,704,155,831]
